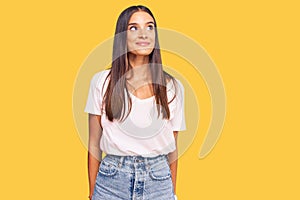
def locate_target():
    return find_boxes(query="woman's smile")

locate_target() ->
[136,41,150,46]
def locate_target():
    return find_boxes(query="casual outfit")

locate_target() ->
[85,69,186,200]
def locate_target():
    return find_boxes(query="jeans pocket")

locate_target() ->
[149,161,171,181]
[98,160,118,176]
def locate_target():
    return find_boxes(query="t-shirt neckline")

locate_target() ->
[128,91,155,102]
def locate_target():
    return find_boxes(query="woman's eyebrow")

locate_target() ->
[128,21,154,26]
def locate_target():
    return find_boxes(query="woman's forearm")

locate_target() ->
[169,153,178,194]
[168,131,178,194]
[88,114,103,198]
[88,148,102,197]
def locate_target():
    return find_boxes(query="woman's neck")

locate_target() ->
[128,53,151,78]
[128,53,149,66]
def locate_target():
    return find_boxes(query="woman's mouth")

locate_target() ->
[136,42,150,46]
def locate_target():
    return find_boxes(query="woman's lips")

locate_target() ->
[136,42,150,46]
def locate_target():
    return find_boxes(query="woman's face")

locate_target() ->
[127,11,155,56]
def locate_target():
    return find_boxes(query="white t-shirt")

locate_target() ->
[84,69,186,157]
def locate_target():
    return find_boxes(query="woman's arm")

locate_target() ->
[88,114,103,199]
[168,131,178,194]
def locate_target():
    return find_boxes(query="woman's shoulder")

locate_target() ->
[166,77,184,93]
[90,69,111,84]
[164,71,183,88]
[92,69,111,80]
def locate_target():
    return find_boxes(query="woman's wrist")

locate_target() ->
[88,195,92,199]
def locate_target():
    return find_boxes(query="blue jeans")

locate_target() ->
[92,154,175,200]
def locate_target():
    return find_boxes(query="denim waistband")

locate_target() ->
[102,154,169,173]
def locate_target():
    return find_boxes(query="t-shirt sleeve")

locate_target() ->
[169,79,187,131]
[84,71,108,115]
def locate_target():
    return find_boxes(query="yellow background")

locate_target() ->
[1,0,299,199]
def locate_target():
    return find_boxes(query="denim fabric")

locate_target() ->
[92,154,175,200]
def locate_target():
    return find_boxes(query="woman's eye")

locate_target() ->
[147,25,154,30]
[129,26,137,31]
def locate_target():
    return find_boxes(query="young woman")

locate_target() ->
[85,5,186,200]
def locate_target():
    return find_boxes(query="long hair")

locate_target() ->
[103,5,177,122]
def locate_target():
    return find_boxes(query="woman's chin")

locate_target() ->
[130,48,153,56]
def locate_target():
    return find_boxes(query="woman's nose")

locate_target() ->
[138,28,148,39]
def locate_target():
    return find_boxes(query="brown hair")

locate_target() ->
[103,5,177,122]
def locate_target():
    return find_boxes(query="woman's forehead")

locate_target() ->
[128,11,154,25]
